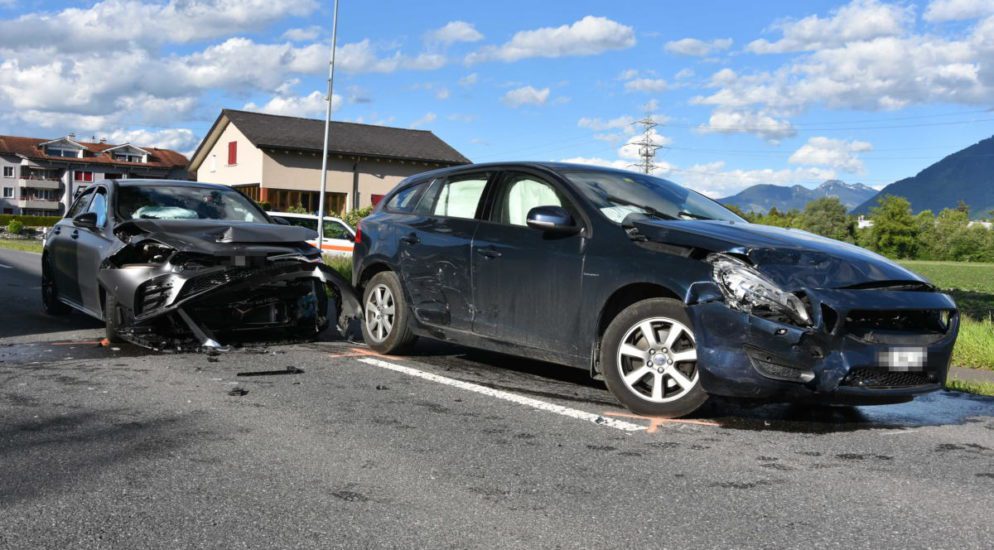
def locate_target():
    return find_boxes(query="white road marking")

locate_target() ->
[0,263,12,269]
[356,357,645,432]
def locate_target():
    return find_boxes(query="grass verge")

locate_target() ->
[954,316,994,371]
[0,239,43,253]
[324,254,352,281]
[945,378,994,397]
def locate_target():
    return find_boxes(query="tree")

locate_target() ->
[800,197,854,242]
[868,196,918,259]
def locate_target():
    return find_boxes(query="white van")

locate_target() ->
[267,212,355,257]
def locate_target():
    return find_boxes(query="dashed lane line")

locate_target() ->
[355,356,646,432]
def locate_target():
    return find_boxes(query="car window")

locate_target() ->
[116,185,266,222]
[66,190,94,219]
[86,188,108,227]
[384,182,426,213]
[278,216,318,231]
[323,220,351,240]
[492,173,567,227]
[432,174,489,220]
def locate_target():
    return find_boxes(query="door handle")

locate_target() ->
[399,233,419,245]
[70,230,79,240]
[476,247,502,259]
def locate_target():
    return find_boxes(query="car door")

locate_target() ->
[397,172,492,332]
[471,170,587,357]
[49,188,94,307]
[319,218,355,256]
[74,185,114,317]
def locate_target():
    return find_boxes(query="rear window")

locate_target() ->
[384,181,427,213]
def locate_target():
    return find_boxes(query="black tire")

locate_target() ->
[361,271,417,354]
[103,291,125,344]
[41,255,71,316]
[600,298,708,417]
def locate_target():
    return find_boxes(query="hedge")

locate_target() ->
[0,214,61,227]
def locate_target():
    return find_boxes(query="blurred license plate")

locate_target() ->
[878,347,926,371]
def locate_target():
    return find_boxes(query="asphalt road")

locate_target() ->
[2,248,994,549]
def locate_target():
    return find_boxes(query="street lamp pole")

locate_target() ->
[316,0,340,252]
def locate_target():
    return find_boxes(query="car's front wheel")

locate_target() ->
[103,291,125,344]
[601,298,708,417]
[41,255,71,316]
[362,271,417,354]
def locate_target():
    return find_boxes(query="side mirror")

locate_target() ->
[271,216,290,226]
[344,232,356,242]
[526,206,579,235]
[73,211,98,230]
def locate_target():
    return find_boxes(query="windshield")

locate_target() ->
[116,185,267,223]
[560,169,745,225]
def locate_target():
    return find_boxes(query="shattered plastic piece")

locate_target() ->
[236,366,305,377]
[227,388,249,396]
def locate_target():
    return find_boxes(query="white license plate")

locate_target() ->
[878,347,926,371]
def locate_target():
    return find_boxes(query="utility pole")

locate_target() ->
[630,115,663,175]
[316,0,340,252]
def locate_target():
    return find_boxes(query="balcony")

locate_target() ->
[16,199,60,210]
[18,177,61,190]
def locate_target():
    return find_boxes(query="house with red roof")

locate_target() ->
[0,134,189,216]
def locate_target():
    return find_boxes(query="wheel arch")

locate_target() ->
[590,282,683,377]
[356,261,392,296]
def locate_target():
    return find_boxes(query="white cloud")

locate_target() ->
[447,113,478,123]
[691,6,994,141]
[502,85,550,107]
[103,128,200,154]
[244,91,341,118]
[697,109,796,142]
[0,0,319,52]
[409,112,437,129]
[426,21,484,44]
[466,16,635,63]
[788,136,872,173]
[675,68,695,80]
[664,38,733,56]
[746,0,913,54]
[459,73,479,87]
[924,0,994,22]
[336,39,446,73]
[282,26,322,42]
[624,78,668,93]
[578,115,636,132]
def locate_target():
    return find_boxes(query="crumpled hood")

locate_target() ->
[115,219,318,255]
[633,219,928,290]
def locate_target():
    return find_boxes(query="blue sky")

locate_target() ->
[0,0,992,197]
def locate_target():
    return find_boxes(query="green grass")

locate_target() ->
[945,378,994,397]
[324,254,353,281]
[0,238,43,253]
[900,260,994,372]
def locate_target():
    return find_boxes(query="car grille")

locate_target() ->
[135,277,173,314]
[843,309,950,344]
[176,263,307,301]
[841,367,937,388]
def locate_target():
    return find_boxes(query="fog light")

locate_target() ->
[747,348,815,383]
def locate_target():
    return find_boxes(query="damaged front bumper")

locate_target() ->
[686,285,959,405]
[98,251,361,350]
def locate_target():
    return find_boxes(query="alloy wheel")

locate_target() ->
[616,317,699,403]
[365,283,396,343]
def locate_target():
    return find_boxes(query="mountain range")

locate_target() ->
[718,180,877,213]
[853,135,994,218]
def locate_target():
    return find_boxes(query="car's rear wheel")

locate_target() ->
[41,255,71,316]
[362,271,416,354]
[601,298,708,417]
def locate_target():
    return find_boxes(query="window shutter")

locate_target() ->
[228,141,238,165]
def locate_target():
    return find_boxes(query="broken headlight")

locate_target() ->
[710,254,811,326]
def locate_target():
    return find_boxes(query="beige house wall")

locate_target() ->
[261,150,434,208]
[195,123,263,186]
